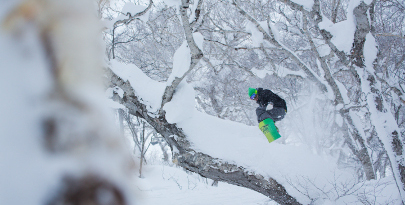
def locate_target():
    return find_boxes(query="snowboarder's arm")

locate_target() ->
[257,89,273,108]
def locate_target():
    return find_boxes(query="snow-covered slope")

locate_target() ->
[137,165,274,205]
[163,82,355,204]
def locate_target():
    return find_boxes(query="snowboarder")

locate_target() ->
[249,87,287,123]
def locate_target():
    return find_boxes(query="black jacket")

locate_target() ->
[256,88,287,112]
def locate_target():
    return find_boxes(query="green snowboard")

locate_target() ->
[259,118,281,143]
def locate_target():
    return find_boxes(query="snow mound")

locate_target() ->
[163,82,195,123]
[110,59,166,113]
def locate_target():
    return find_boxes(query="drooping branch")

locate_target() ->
[108,69,303,205]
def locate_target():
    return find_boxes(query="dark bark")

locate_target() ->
[351,2,370,67]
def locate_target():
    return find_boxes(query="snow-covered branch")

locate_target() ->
[110,0,153,59]
[113,0,153,27]
[108,68,302,204]
[232,0,328,93]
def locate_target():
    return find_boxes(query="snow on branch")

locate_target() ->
[113,0,153,27]
[160,0,204,111]
[232,0,328,92]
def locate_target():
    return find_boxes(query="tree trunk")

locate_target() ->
[160,0,204,110]
[351,2,370,68]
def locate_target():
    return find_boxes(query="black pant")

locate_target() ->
[256,106,286,123]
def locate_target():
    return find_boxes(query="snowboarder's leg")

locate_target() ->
[266,107,286,122]
[256,106,272,122]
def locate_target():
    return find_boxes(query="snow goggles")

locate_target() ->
[250,93,256,100]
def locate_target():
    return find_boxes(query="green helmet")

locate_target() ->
[248,87,257,98]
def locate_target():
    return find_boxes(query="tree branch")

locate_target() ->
[108,69,303,205]
[113,0,153,27]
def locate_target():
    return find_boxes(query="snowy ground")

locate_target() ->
[135,164,276,205]
[125,134,275,205]
[114,56,402,204]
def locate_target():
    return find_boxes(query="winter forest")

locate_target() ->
[1,0,405,204]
